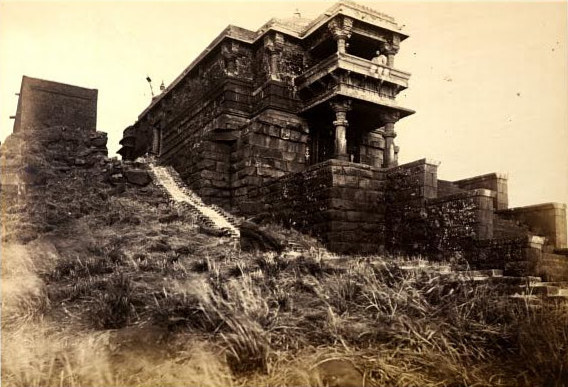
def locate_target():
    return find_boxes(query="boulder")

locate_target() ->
[124,169,151,186]
[239,220,285,252]
[313,359,364,387]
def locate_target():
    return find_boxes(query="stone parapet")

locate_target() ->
[427,188,495,242]
[497,203,567,249]
[453,172,508,210]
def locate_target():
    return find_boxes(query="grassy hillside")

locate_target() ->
[1,128,567,387]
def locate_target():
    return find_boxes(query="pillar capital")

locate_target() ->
[379,41,399,56]
[330,99,352,114]
[379,110,400,125]
[328,17,353,54]
[327,16,353,40]
[379,41,399,67]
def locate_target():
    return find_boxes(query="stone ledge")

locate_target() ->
[497,202,567,213]
[427,188,495,204]
[387,158,441,171]
[454,172,508,184]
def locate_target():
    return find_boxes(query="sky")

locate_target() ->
[0,0,567,208]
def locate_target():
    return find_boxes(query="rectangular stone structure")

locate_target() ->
[497,203,567,249]
[13,76,97,132]
[453,172,508,210]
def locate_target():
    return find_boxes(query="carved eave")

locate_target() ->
[299,88,414,119]
[136,1,408,121]
[300,1,408,42]
[296,52,410,91]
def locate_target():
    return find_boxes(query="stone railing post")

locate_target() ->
[331,99,352,161]
[380,111,400,168]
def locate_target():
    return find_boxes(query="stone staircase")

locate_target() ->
[149,163,241,247]
[397,262,568,304]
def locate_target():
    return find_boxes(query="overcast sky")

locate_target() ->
[1,0,566,207]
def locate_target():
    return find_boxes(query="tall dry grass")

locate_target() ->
[2,194,567,386]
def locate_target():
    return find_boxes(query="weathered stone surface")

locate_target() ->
[90,132,108,147]
[239,221,285,252]
[105,2,566,278]
[124,169,151,186]
[13,76,97,133]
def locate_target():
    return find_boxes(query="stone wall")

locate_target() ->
[326,160,386,253]
[13,76,97,133]
[425,189,494,255]
[497,203,568,249]
[240,157,506,256]
[454,173,508,210]
[241,159,386,253]
[533,252,568,281]
[240,160,334,237]
[468,236,542,276]
[384,159,438,253]
[232,109,309,209]
[0,124,115,243]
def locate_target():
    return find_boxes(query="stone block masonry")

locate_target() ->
[497,203,567,249]
[453,173,508,211]
[243,158,499,255]
[13,76,97,133]
[115,1,567,278]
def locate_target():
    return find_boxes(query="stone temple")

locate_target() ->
[119,1,567,277]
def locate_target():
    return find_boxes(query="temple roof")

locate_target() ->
[138,1,408,119]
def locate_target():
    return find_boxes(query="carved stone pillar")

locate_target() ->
[331,99,352,160]
[221,42,237,75]
[380,111,400,168]
[264,33,284,80]
[152,126,161,155]
[365,128,385,168]
[328,17,353,55]
[380,39,400,68]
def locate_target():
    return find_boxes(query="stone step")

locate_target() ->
[534,281,568,288]
[513,284,561,297]
[507,294,543,306]
[546,294,568,304]
[149,164,241,245]
[454,269,504,278]
[399,265,452,274]
[489,276,542,285]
